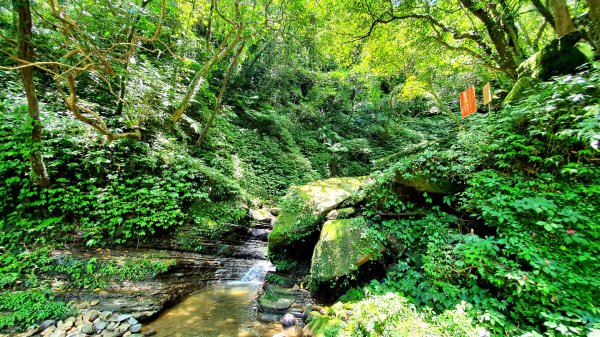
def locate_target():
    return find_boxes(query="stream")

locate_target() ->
[146,262,284,337]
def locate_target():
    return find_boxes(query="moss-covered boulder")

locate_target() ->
[518,31,594,81]
[310,217,381,284]
[395,171,456,194]
[503,76,539,104]
[268,177,366,261]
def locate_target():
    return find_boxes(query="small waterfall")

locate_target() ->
[239,260,275,283]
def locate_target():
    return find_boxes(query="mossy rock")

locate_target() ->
[518,31,593,81]
[310,217,382,284]
[302,316,342,337]
[395,171,456,194]
[503,76,539,104]
[268,177,367,261]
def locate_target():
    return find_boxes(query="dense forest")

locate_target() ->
[1,0,599,336]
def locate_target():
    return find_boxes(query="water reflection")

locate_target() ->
[146,283,282,337]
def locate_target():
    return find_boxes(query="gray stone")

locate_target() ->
[108,314,120,322]
[101,331,117,337]
[40,320,57,330]
[117,315,132,322]
[129,324,142,333]
[58,320,74,331]
[41,325,56,336]
[82,321,96,334]
[275,299,293,310]
[106,322,117,331]
[99,311,113,321]
[95,321,108,331]
[115,323,131,334]
[84,310,100,322]
[127,317,138,326]
[23,327,39,337]
[123,332,132,337]
[50,331,67,337]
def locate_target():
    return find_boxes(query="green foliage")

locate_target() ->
[351,70,600,336]
[52,256,174,289]
[0,290,74,331]
[328,292,480,337]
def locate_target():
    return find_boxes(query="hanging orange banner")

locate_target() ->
[483,83,492,105]
[460,86,477,118]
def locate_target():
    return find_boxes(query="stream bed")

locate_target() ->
[145,282,282,337]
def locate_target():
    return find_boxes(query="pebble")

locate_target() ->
[115,323,131,334]
[106,322,118,331]
[129,324,142,333]
[41,325,56,336]
[81,322,96,334]
[26,303,153,337]
[90,300,100,306]
[108,314,120,322]
[40,320,57,330]
[99,312,113,321]
[95,321,108,331]
[117,315,132,322]
[49,331,67,337]
[84,310,100,322]
[77,302,89,310]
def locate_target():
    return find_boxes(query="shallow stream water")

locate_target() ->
[145,282,283,337]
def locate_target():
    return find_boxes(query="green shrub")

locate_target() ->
[0,290,74,331]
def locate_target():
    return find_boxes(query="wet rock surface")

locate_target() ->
[45,215,277,324]
[257,282,313,324]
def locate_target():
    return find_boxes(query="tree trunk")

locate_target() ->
[550,0,576,36]
[13,0,50,187]
[198,41,245,148]
[460,0,519,79]
[588,0,600,52]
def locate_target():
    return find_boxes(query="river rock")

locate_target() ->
[40,320,57,330]
[127,317,138,326]
[84,310,100,322]
[99,311,113,321]
[101,331,117,337]
[23,327,39,337]
[49,331,67,337]
[129,324,142,333]
[77,302,90,309]
[91,300,100,306]
[118,315,132,322]
[108,314,120,322]
[122,332,132,337]
[82,321,96,334]
[130,334,143,337]
[115,323,131,334]
[57,318,75,331]
[96,321,108,331]
[106,322,117,331]
[250,208,273,223]
[41,325,56,336]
